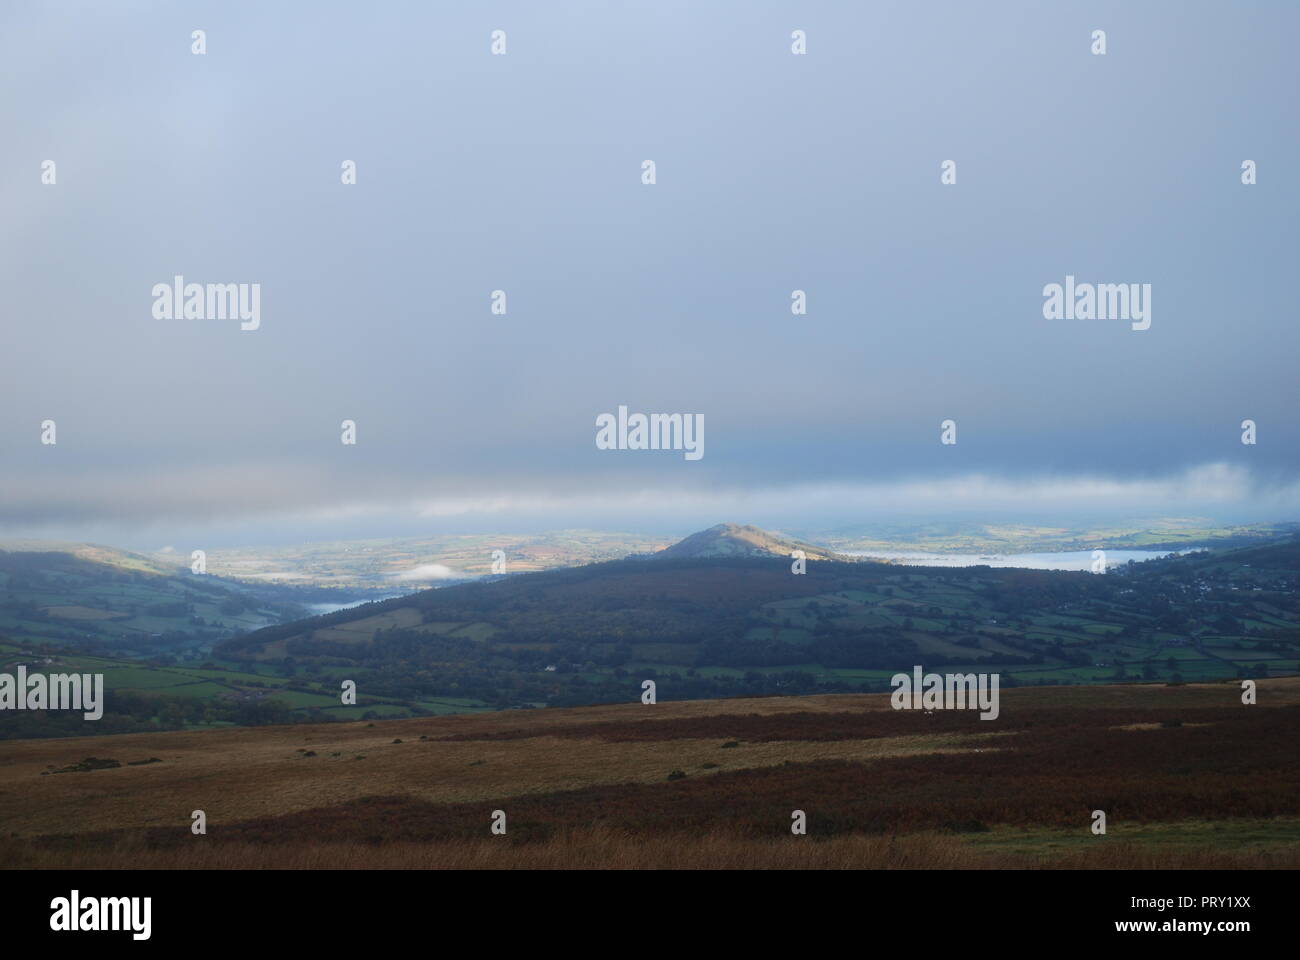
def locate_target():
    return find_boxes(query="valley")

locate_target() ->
[3,523,1298,740]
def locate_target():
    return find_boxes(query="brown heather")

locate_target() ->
[4,831,1299,870]
[2,679,1298,869]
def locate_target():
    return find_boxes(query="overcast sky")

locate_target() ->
[2,1,1298,549]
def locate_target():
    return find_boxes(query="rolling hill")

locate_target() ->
[652,522,848,562]
[207,525,1300,722]
[0,543,341,659]
[6,526,1296,739]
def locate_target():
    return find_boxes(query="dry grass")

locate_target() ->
[0,683,1029,838]
[0,728,1001,838]
[4,829,1298,870]
[3,678,1298,869]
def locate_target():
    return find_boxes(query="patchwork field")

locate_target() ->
[2,678,1298,869]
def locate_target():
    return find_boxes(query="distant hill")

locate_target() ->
[185,529,676,589]
[213,529,1300,719]
[0,545,316,657]
[819,519,1300,556]
[1188,536,1300,572]
[0,540,182,577]
[653,523,849,562]
[3,528,1296,737]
